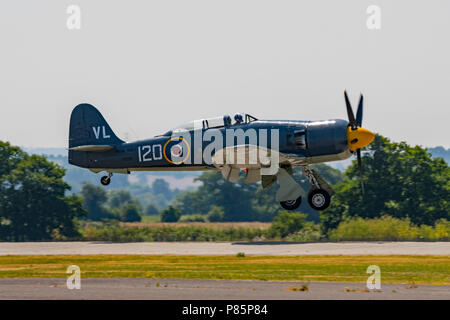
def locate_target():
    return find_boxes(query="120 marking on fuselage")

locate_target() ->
[137,144,163,162]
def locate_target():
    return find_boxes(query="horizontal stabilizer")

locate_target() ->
[69,145,115,152]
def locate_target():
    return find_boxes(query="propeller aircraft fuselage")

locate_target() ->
[69,92,374,211]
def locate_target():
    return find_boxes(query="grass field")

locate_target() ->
[0,255,448,285]
[123,221,272,230]
[140,215,161,223]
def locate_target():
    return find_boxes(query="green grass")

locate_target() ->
[81,224,268,242]
[140,215,160,223]
[0,255,448,285]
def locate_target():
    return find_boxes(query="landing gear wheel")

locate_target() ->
[280,196,302,210]
[100,176,111,186]
[307,189,331,211]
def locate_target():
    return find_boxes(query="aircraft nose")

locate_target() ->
[347,126,375,151]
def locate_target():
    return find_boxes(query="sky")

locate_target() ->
[0,0,449,149]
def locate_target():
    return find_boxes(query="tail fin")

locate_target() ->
[69,103,124,150]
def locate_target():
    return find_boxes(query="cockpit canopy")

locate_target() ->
[172,113,258,132]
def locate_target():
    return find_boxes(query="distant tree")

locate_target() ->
[128,183,169,209]
[145,203,160,215]
[171,190,204,215]
[188,171,258,221]
[152,179,172,199]
[80,183,116,221]
[121,203,142,222]
[160,206,181,222]
[207,206,225,222]
[428,146,450,164]
[108,190,133,208]
[0,141,86,241]
[268,211,308,238]
[321,134,450,235]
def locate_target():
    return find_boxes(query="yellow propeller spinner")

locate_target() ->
[347,126,375,151]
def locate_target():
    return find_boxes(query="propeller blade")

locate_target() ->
[344,91,356,129]
[356,149,365,195]
[356,94,363,127]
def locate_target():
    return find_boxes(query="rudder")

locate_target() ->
[69,103,124,149]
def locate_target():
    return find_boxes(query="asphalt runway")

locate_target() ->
[0,278,448,300]
[1,241,449,256]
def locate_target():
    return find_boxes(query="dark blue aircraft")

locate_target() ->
[69,91,374,211]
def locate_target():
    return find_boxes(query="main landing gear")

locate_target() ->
[303,167,331,211]
[307,189,331,211]
[100,172,113,186]
[280,196,302,210]
[276,166,333,211]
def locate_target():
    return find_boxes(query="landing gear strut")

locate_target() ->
[100,172,113,186]
[302,166,332,211]
[275,167,303,211]
[274,166,334,211]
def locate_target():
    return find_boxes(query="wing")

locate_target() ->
[211,145,293,184]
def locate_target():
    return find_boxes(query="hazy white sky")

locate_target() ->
[0,0,449,148]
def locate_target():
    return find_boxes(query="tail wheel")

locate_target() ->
[100,176,111,186]
[280,196,302,211]
[307,189,331,211]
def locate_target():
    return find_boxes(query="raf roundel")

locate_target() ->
[171,144,183,157]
